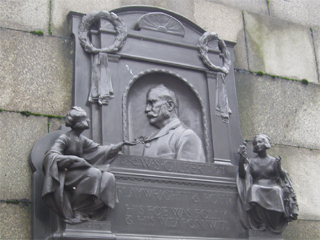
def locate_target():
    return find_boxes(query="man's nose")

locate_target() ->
[145,104,151,112]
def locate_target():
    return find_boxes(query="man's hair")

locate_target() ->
[148,84,179,115]
[65,106,87,128]
[253,133,271,149]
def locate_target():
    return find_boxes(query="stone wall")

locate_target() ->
[0,0,319,239]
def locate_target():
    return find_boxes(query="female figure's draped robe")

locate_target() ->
[237,157,287,233]
[42,134,118,224]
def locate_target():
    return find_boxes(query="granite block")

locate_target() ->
[0,28,72,116]
[244,12,318,83]
[194,0,248,69]
[236,71,320,149]
[268,145,320,220]
[283,219,320,240]
[48,117,65,133]
[202,0,269,16]
[119,0,195,21]
[0,202,31,240]
[269,0,320,28]
[0,0,49,34]
[51,0,120,37]
[0,112,47,200]
[312,28,320,83]
[52,0,195,37]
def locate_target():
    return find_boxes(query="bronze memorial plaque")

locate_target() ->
[30,6,297,240]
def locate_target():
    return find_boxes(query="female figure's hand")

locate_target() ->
[238,142,247,159]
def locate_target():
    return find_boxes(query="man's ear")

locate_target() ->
[167,100,175,112]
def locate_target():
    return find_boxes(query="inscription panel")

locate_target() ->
[112,155,236,177]
[110,179,244,238]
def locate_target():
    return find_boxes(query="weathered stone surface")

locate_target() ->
[236,71,320,149]
[52,0,120,37]
[187,0,242,41]
[194,0,248,70]
[269,0,320,28]
[120,0,195,21]
[283,219,320,240]
[203,0,269,16]
[0,203,31,240]
[268,145,320,220]
[48,117,65,132]
[0,0,49,34]
[0,28,72,116]
[52,0,195,37]
[0,112,48,200]
[244,12,318,83]
[312,28,320,83]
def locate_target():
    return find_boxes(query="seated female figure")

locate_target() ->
[42,107,134,224]
[237,134,298,233]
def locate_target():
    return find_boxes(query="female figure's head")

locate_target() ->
[65,106,90,130]
[252,134,271,153]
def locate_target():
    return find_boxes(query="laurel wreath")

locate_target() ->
[78,11,127,53]
[198,32,231,75]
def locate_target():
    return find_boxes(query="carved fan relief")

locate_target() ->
[138,12,185,36]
